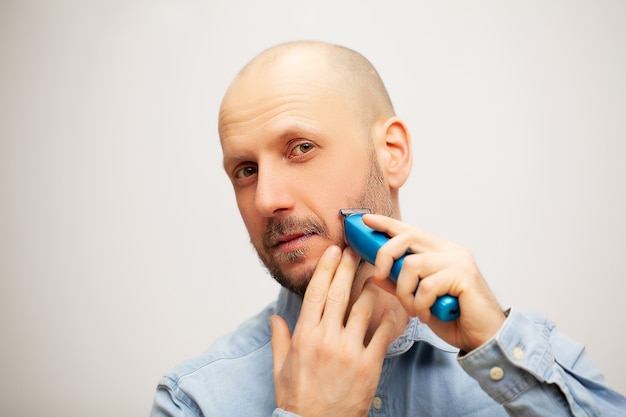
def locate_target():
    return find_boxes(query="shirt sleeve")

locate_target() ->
[271,409,302,417]
[457,308,626,416]
[150,378,202,417]
[151,376,302,417]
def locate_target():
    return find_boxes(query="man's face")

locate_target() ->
[219,53,393,295]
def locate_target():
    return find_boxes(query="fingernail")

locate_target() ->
[326,245,341,257]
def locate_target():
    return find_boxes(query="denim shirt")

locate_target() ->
[151,288,626,416]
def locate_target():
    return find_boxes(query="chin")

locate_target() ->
[260,237,346,296]
[264,250,325,296]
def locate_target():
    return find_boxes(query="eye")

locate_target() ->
[290,141,315,157]
[234,165,257,179]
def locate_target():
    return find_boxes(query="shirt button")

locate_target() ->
[490,366,504,381]
[372,396,383,410]
[512,346,524,360]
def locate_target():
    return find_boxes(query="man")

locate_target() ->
[151,41,626,416]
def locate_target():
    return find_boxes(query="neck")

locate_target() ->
[350,263,410,346]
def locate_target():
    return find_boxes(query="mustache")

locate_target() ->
[262,215,331,251]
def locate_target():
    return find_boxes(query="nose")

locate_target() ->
[254,162,295,217]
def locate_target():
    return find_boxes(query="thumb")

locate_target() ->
[269,315,291,375]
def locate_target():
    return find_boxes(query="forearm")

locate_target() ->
[458,309,626,416]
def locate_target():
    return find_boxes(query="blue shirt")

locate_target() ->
[151,288,626,416]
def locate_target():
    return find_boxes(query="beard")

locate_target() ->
[252,154,394,296]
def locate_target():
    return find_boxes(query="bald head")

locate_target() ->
[218,41,395,138]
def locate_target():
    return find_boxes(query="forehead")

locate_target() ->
[219,56,358,153]
[220,51,336,121]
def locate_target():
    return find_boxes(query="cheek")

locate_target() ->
[317,153,368,191]
[323,169,369,205]
[235,192,263,240]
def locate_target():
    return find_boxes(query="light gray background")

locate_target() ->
[1,1,624,416]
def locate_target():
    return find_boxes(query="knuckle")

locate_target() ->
[457,251,478,275]
[457,247,475,263]
[417,276,435,294]
[327,286,348,304]
[402,254,421,270]
[350,303,372,321]
[376,244,394,261]
[290,332,310,353]
[304,285,326,303]
[318,335,337,359]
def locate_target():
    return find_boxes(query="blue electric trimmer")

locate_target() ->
[340,209,460,322]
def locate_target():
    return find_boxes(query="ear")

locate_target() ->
[376,117,412,189]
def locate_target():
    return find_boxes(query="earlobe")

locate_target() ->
[380,117,412,189]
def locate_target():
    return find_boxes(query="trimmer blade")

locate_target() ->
[339,208,371,218]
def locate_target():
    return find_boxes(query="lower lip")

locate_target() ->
[276,234,313,253]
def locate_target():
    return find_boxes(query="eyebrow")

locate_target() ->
[222,154,248,170]
[222,123,324,167]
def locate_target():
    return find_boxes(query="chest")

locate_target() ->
[367,345,507,417]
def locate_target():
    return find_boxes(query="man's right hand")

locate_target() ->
[269,245,397,417]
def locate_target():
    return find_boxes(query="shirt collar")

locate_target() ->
[386,316,459,357]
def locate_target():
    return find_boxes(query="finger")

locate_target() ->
[270,315,292,377]
[344,280,379,341]
[373,246,454,297]
[372,274,397,296]
[392,252,453,296]
[406,268,461,322]
[320,247,360,324]
[298,245,342,327]
[366,308,397,358]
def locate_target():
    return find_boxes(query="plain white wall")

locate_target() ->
[1,1,625,415]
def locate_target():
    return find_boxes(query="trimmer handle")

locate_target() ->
[341,210,460,322]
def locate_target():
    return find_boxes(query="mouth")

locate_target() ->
[273,232,315,253]
[262,215,330,260]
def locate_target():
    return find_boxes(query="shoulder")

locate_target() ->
[167,299,278,384]
[153,289,302,416]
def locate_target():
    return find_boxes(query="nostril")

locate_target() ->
[254,166,295,216]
